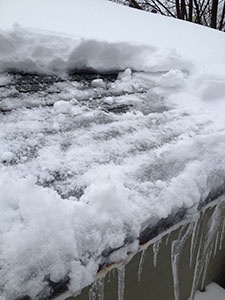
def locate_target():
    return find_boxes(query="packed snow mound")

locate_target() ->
[0,27,191,74]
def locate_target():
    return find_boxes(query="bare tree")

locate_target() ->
[109,0,225,31]
[128,0,143,9]
[219,0,225,29]
[211,0,219,27]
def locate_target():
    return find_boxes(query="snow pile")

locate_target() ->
[0,27,190,75]
[0,172,139,299]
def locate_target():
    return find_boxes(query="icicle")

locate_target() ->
[112,268,116,278]
[171,240,179,300]
[165,231,171,245]
[200,246,213,291]
[171,224,192,300]
[107,270,111,283]
[153,240,161,267]
[89,282,97,300]
[89,279,104,300]
[190,204,222,300]
[138,248,146,282]
[213,231,219,257]
[117,265,125,300]
[189,219,200,268]
[219,218,225,251]
[189,223,204,300]
[96,279,104,300]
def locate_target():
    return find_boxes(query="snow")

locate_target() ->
[104,96,114,105]
[160,69,185,88]
[1,69,225,300]
[191,282,225,300]
[0,0,225,299]
[0,0,225,77]
[53,100,72,114]
[0,151,14,163]
[91,79,106,88]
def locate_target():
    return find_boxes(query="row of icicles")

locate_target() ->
[88,198,225,300]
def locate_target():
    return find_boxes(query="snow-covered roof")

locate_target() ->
[0,0,225,299]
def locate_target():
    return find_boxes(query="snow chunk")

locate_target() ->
[103,96,114,105]
[54,100,72,114]
[91,79,106,88]
[0,74,12,85]
[67,39,155,73]
[0,152,14,163]
[118,68,132,81]
[160,69,185,88]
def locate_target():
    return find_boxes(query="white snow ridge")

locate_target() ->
[0,0,225,300]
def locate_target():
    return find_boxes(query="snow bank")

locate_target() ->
[0,26,190,75]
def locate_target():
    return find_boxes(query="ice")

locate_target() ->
[190,226,204,300]
[190,219,200,268]
[213,231,219,257]
[219,219,225,251]
[89,283,96,300]
[117,266,125,300]
[200,247,213,292]
[189,200,225,300]
[88,279,104,300]
[171,224,193,300]
[97,279,104,300]
[165,232,171,245]
[138,248,147,282]
[152,240,161,268]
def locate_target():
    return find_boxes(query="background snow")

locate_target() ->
[0,0,225,77]
[191,282,225,300]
